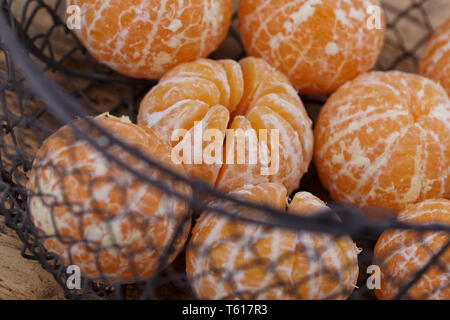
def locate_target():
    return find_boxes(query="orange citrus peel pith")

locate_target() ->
[68,0,233,79]
[314,71,450,213]
[186,183,359,300]
[238,0,386,94]
[27,115,192,280]
[373,199,450,300]
[419,18,450,97]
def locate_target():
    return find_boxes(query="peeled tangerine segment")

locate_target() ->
[234,57,286,117]
[231,183,288,214]
[139,99,210,146]
[175,104,230,184]
[186,183,359,300]
[138,57,314,194]
[252,93,313,172]
[217,60,245,113]
[161,59,232,109]
[139,77,221,114]
[26,115,191,281]
[216,116,270,192]
[246,105,303,194]
[374,199,450,300]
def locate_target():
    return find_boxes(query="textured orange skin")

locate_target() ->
[27,116,192,281]
[69,0,233,79]
[419,18,450,97]
[238,0,386,94]
[314,71,450,213]
[138,57,314,195]
[373,199,450,300]
[186,183,359,300]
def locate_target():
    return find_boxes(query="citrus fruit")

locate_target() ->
[373,199,450,300]
[314,71,450,213]
[186,183,359,299]
[419,18,450,97]
[68,0,234,79]
[238,0,386,94]
[138,57,314,195]
[27,114,192,281]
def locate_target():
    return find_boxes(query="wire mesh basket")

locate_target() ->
[0,0,449,300]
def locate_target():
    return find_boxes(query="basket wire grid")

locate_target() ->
[0,0,449,300]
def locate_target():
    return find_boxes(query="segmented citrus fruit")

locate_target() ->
[68,0,233,79]
[186,183,359,300]
[419,18,450,96]
[314,71,450,213]
[138,57,314,195]
[27,115,192,281]
[373,199,450,300]
[238,0,386,94]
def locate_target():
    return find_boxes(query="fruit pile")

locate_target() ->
[25,0,449,299]
[137,57,313,194]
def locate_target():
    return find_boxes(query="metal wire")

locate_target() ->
[0,0,448,300]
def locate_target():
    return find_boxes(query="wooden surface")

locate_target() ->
[0,217,65,299]
[0,0,449,300]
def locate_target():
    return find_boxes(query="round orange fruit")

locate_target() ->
[238,0,386,94]
[373,199,450,300]
[314,71,450,213]
[419,18,450,97]
[138,57,314,195]
[68,0,233,79]
[27,114,192,281]
[186,183,359,300]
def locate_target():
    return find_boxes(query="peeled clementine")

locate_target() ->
[27,114,192,281]
[419,18,450,97]
[238,0,386,94]
[373,199,450,300]
[68,0,233,79]
[186,183,359,299]
[138,57,314,195]
[314,71,450,213]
